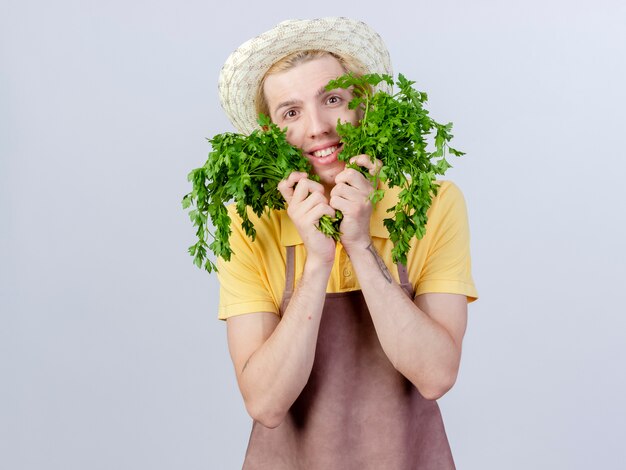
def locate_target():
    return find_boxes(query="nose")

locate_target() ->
[306,106,333,139]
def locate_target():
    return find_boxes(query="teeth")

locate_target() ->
[312,146,338,158]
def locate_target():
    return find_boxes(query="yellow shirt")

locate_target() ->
[217,180,477,320]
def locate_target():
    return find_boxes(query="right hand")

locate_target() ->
[278,172,336,267]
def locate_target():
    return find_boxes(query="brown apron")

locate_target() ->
[242,246,455,469]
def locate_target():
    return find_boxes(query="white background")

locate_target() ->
[2,0,625,468]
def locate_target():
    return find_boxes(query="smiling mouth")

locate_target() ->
[310,144,341,158]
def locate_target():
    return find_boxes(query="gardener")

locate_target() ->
[216,17,477,469]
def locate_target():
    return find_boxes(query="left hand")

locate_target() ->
[329,154,382,254]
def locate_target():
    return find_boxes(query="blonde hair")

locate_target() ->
[255,50,368,118]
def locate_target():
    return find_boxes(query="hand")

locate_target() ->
[278,172,337,267]
[330,155,382,255]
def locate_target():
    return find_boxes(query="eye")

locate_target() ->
[283,109,298,120]
[327,95,341,105]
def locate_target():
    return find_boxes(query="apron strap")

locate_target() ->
[279,245,296,315]
[396,261,415,299]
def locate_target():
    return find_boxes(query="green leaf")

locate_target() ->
[330,71,465,264]
[183,71,465,274]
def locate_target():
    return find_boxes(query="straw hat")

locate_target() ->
[218,17,393,135]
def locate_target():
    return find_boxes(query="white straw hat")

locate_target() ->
[218,17,393,135]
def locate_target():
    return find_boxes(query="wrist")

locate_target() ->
[303,254,334,276]
[343,237,373,259]
[348,240,396,285]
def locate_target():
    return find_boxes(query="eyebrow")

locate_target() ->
[273,86,333,115]
[274,99,300,115]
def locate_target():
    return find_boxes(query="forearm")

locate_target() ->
[238,258,331,427]
[347,243,462,399]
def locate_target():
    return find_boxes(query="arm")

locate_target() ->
[330,155,468,399]
[345,246,467,400]
[226,173,335,428]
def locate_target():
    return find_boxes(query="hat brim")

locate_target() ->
[218,17,393,135]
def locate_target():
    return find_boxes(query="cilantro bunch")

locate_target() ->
[327,73,464,265]
[182,115,323,273]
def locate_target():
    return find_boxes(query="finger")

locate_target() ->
[328,194,351,213]
[291,178,326,204]
[330,181,363,200]
[293,190,328,215]
[349,154,382,176]
[278,172,308,203]
[330,180,374,213]
[308,203,337,222]
[335,168,373,191]
[281,171,308,189]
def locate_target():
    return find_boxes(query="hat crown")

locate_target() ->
[218,17,393,135]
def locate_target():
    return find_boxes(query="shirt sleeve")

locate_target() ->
[216,205,280,320]
[414,181,478,302]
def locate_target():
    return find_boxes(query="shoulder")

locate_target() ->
[428,180,468,222]
[217,203,287,278]
[433,180,466,204]
[377,179,465,205]
[225,203,286,249]
[374,179,467,227]
[411,180,478,301]
[217,205,288,320]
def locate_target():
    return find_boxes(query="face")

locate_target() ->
[263,55,360,190]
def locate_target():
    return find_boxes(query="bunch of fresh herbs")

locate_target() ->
[183,73,463,273]
[182,114,331,273]
[327,73,464,265]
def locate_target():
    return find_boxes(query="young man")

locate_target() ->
[217,17,477,469]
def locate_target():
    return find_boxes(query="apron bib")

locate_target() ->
[242,246,455,469]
